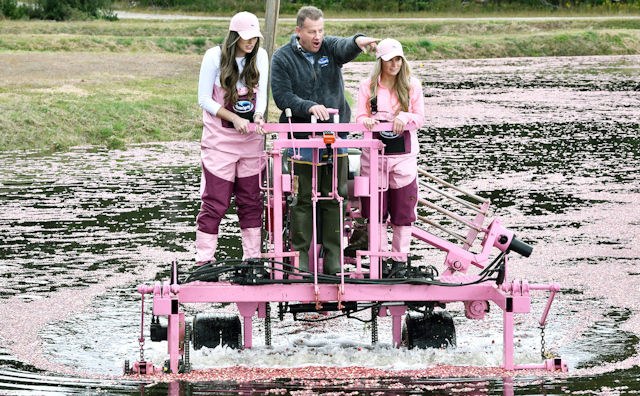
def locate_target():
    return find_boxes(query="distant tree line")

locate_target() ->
[131,0,640,14]
[1,0,117,20]
[2,0,638,20]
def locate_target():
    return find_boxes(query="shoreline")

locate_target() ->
[1,15,639,152]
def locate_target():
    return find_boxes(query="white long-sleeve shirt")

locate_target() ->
[198,46,269,117]
[197,46,269,154]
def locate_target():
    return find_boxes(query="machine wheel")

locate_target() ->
[123,360,130,375]
[192,313,242,350]
[402,310,456,349]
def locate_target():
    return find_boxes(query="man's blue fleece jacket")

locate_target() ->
[270,33,366,125]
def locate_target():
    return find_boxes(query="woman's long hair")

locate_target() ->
[219,31,261,106]
[367,57,412,116]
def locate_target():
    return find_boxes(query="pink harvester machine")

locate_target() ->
[125,109,567,375]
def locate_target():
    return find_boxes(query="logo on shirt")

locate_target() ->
[234,100,254,113]
[379,130,401,139]
[318,56,329,66]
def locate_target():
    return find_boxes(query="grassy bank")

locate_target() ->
[2,18,640,58]
[1,17,639,151]
[111,0,640,17]
[0,52,203,151]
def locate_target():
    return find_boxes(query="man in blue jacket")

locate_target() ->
[271,6,378,276]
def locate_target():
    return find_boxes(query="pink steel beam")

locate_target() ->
[237,302,260,349]
[463,201,491,250]
[257,122,418,134]
[168,313,180,373]
[269,142,285,279]
[167,282,510,306]
[515,359,569,372]
[411,218,514,273]
[530,282,561,326]
[388,305,407,347]
[502,310,515,370]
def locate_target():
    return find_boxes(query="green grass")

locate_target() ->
[0,82,202,151]
[1,16,639,151]
[0,52,203,151]
[2,18,640,58]
[110,0,640,18]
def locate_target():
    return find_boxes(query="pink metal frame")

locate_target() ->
[132,119,567,374]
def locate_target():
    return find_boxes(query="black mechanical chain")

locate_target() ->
[183,322,191,373]
[540,324,547,359]
[265,302,272,346]
[371,306,379,344]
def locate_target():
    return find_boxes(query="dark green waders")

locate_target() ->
[290,156,348,275]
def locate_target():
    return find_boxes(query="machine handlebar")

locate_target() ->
[508,237,533,257]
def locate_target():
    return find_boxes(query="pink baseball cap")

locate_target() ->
[376,38,405,61]
[229,12,263,40]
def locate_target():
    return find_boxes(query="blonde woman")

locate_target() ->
[355,38,425,278]
[196,12,268,264]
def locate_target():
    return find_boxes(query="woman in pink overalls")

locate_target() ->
[195,12,268,263]
[355,38,425,277]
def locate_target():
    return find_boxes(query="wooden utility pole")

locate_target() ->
[263,0,280,121]
[264,0,280,60]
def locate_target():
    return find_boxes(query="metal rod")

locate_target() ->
[418,198,484,233]
[418,168,489,204]
[417,215,469,244]
[419,180,486,214]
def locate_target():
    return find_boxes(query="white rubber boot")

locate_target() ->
[391,225,412,262]
[241,227,262,260]
[195,229,218,265]
[368,222,389,252]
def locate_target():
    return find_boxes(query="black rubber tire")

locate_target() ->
[402,310,456,349]
[192,313,242,350]
[123,360,130,375]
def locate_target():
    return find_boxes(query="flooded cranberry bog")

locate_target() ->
[0,54,639,395]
